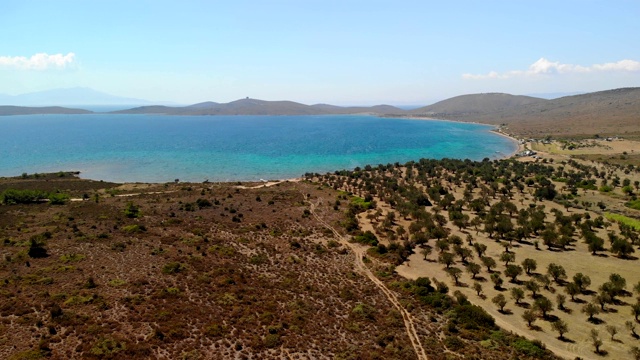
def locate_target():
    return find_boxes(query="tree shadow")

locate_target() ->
[517,302,531,309]
[528,324,543,332]
[543,314,559,322]
[571,297,586,304]
[582,289,596,296]
[557,336,575,343]
[587,317,605,325]
[595,349,608,357]
[611,338,623,344]
[592,253,608,258]
[498,308,513,315]
[474,275,487,282]
[560,307,572,314]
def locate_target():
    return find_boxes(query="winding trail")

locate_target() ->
[306,196,429,360]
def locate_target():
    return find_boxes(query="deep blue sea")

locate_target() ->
[0,114,517,183]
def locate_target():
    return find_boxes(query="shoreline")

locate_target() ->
[386,114,523,159]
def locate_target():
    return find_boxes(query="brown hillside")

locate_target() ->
[410,93,545,117]
[411,88,640,138]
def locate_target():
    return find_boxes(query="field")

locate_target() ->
[0,174,559,359]
[311,153,640,360]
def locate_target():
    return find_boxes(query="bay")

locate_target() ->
[0,114,517,182]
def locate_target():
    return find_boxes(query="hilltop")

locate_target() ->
[113,98,406,116]
[0,106,92,116]
[410,88,640,138]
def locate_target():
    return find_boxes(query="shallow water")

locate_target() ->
[0,114,517,182]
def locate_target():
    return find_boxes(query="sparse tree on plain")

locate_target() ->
[573,273,591,293]
[590,329,603,354]
[565,282,581,301]
[522,309,537,327]
[547,263,567,284]
[438,251,455,269]
[582,303,600,321]
[481,256,497,272]
[473,282,483,296]
[473,242,487,257]
[500,251,515,266]
[521,258,537,276]
[446,267,463,286]
[492,293,507,312]
[556,294,566,311]
[465,261,481,279]
[525,280,540,298]
[504,264,523,282]
[552,320,569,339]
[491,273,503,290]
[534,296,553,318]
[420,246,433,261]
[511,287,525,305]
[606,325,618,340]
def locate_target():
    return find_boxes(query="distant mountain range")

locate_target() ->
[112,98,406,116]
[2,87,638,137]
[0,106,92,116]
[0,87,163,107]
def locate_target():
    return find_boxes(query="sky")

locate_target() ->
[1,0,639,106]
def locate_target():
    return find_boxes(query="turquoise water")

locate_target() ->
[0,114,517,182]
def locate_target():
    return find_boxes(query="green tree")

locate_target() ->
[521,258,537,276]
[504,264,523,282]
[491,273,503,290]
[499,251,515,266]
[565,282,581,301]
[611,238,635,258]
[522,309,537,327]
[525,280,540,298]
[552,320,569,339]
[465,262,481,279]
[582,302,600,321]
[511,287,525,305]
[473,282,483,296]
[534,296,553,318]
[438,252,455,269]
[492,293,507,312]
[420,246,433,261]
[572,273,591,293]
[547,263,567,284]
[481,256,497,272]
[590,329,603,354]
[446,267,463,286]
[556,294,566,310]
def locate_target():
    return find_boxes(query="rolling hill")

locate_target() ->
[113,98,407,116]
[410,88,640,138]
[0,106,93,116]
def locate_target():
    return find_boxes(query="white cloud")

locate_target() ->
[463,58,640,80]
[0,52,76,70]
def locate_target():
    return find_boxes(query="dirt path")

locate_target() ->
[235,178,300,189]
[306,196,429,360]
